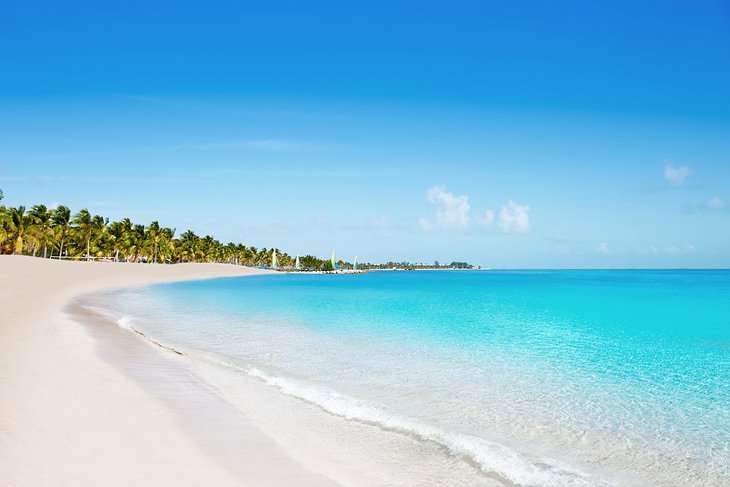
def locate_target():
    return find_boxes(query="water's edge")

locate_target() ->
[65,301,343,486]
[75,270,730,487]
[70,298,514,486]
[74,296,629,487]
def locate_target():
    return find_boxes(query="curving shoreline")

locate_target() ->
[0,255,340,486]
[1,255,498,487]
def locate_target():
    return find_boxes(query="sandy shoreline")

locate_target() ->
[0,255,338,486]
[1,255,504,487]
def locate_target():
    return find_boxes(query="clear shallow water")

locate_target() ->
[93,270,730,486]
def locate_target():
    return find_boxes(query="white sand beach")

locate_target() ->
[0,256,340,487]
[0,255,502,487]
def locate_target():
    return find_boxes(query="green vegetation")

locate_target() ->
[0,198,292,266]
[0,192,475,270]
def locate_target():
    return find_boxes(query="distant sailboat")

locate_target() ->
[353,256,357,271]
[331,250,336,270]
[272,249,278,270]
[295,255,300,270]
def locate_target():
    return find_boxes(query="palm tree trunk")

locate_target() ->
[59,238,65,259]
[43,245,47,258]
[86,238,91,261]
[154,243,158,264]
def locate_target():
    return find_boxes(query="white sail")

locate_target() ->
[272,249,278,269]
[295,255,300,270]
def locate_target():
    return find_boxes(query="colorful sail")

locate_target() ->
[272,249,278,270]
[331,250,336,270]
[353,256,357,271]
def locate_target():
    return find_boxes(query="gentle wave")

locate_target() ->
[96,305,612,486]
[87,269,730,486]
[245,367,610,487]
[117,315,133,330]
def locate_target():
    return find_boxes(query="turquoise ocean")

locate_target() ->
[90,270,729,486]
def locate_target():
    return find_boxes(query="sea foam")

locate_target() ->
[246,366,610,487]
[117,315,134,330]
[89,270,730,486]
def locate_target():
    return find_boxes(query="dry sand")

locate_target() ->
[0,255,340,486]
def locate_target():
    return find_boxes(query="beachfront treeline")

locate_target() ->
[0,197,319,267]
[0,192,475,270]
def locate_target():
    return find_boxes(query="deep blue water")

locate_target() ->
[97,270,730,486]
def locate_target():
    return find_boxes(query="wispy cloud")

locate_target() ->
[595,242,610,255]
[706,195,727,209]
[166,139,306,151]
[664,162,691,186]
[498,200,530,234]
[371,216,389,228]
[683,195,728,213]
[419,185,471,231]
[0,138,317,164]
[651,244,696,255]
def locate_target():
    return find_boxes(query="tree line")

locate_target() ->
[0,191,474,270]
[0,192,308,267]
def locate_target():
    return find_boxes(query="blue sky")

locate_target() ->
[1,0,729,267]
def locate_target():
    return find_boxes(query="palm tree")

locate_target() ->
[198,235,217,262]
[51,205,71,259]
[5,206,38,255]
[0,199,312,268]
[146,221,163,263]
[117,218,134,260]
[256,247,269,266]
[156,227,176,263]
[90,215,107,258]
[72,209,106,261]
[30,205,52,258]
[71,209,93,260]
[0,205,9,252]
[124,224,146,262]
[106,220,123,261]
[178,230,199,262]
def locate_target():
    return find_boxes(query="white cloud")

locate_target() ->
[664,163,691,186]
[371,216,389,229]
[419,187,531,234]
[498,200,530,234]
[651,244,697,255]
[419,185,471,231]
[706,196,727,209]
[168,139,305,151]
[595,242,610,255]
